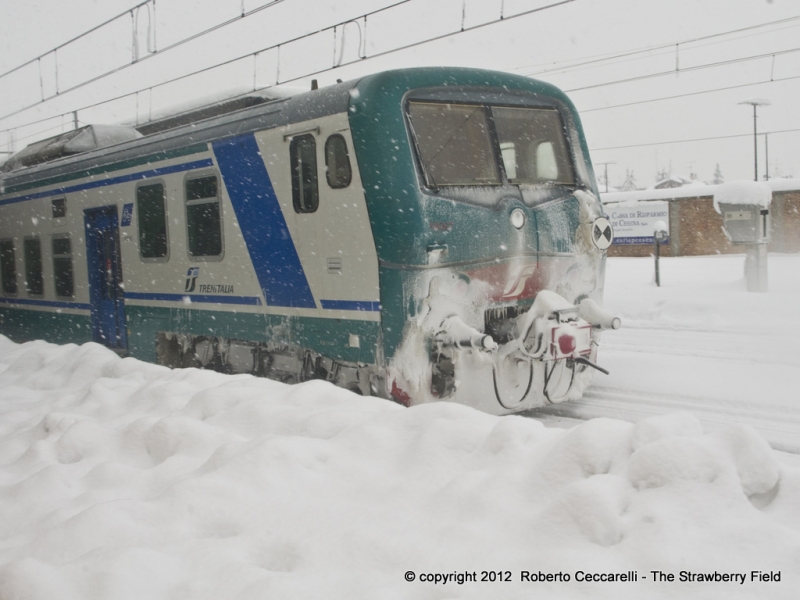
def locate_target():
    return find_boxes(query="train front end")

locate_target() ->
[349,68,619,414]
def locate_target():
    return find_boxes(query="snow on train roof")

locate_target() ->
[1,124,142,173]
[0,79,360,188]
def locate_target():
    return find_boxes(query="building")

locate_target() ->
[601,179,800,257]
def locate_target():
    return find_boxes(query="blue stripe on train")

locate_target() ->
[124,292,262,305]
[212,134,316,309]
[0,297,92,310]
[320,300,381,312]
[0,159,215,206]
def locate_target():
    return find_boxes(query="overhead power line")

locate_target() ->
[0,0,309,119]
[590,126,800,152]
[564,45,800,94]
[0,0,416,125]
[518,13,800,79]
[0,0,151,80]
[580,72,800,114]
[0,0,577,133]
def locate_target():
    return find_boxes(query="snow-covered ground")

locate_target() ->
[535,253,800,453]
[1,254,799,599]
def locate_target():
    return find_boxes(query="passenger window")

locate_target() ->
[185,175,222,258]
[52,236,74,298]
[137,183,169,259]
[290,134,319,213]
[325,134,352,189]
[52,197,67,219]
[23,237,44,296]
[0,240,17,295]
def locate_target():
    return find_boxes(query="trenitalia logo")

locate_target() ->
[185,267,200,292]
[501,265,537,298]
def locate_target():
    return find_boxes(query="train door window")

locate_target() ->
[137,182,169,260]
[290,134,319,213]
[52,236,74,298]
[185,174,223,258]
[325,134,352,189]
[52,197,67,219]
[23,237,44,297]
[0,240,17,295]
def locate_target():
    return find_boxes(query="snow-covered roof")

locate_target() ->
[713,180,772,213]
[2,125,142,172]
[602,178,800,205]
[647,175,706,190]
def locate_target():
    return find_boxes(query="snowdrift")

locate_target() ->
[0,335,798,599]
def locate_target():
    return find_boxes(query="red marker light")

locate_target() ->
[558,334,576,355]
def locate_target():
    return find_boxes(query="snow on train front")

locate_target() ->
[349,68,620,414]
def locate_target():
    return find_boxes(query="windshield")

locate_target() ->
[407,101,576,188]
[407,102,499,186]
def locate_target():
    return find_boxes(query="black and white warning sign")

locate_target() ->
[591,217,614,250]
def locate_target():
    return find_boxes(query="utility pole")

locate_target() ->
[596,161,616,193]
[738,98,770,181]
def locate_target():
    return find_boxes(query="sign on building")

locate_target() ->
[606,202,670,245]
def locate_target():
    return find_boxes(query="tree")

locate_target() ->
[713,163,724,185]
[620,168,638,191]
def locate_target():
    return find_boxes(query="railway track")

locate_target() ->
[526,379,800,454]
[523,323,800,454]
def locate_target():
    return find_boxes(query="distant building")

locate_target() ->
[649,175,707,190]
[601,179,800,257]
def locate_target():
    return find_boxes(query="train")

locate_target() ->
[0,67,619,414]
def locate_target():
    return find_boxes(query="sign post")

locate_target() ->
[653,221,668,287]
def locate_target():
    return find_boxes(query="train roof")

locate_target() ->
[1,78,361,191]
[0,67,576,192]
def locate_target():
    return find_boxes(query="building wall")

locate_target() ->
[605,188,800,257]
[771,191,800,253]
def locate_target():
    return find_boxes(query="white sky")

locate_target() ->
[0,0,798,186]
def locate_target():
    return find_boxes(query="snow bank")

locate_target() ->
[0,337,798,598]
[713,181,772,213]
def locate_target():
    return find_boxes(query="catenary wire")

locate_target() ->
[0,0,151,80]
[589,126,800,153]
[516,14,800,78]
[0,0,576,134]
[0,0,420,124]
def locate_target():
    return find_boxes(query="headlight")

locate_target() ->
[510,208,526,229]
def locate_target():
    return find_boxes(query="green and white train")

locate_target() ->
[0,67,619,414]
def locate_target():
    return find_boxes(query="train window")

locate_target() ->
[52,197,67,219]
[52,236,74,298]
[407,102,500,186]
[23,237,44,297]
[290,134,319,213]
[325,134,352,189]
[491,107,575,186]
[185,175,223,258]
[137,182,169,260]
[0,240,17,295]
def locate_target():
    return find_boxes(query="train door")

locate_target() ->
[84,206,127,350]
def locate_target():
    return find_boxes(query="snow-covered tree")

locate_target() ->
[713,163,724,185]
[620,168,638,191]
